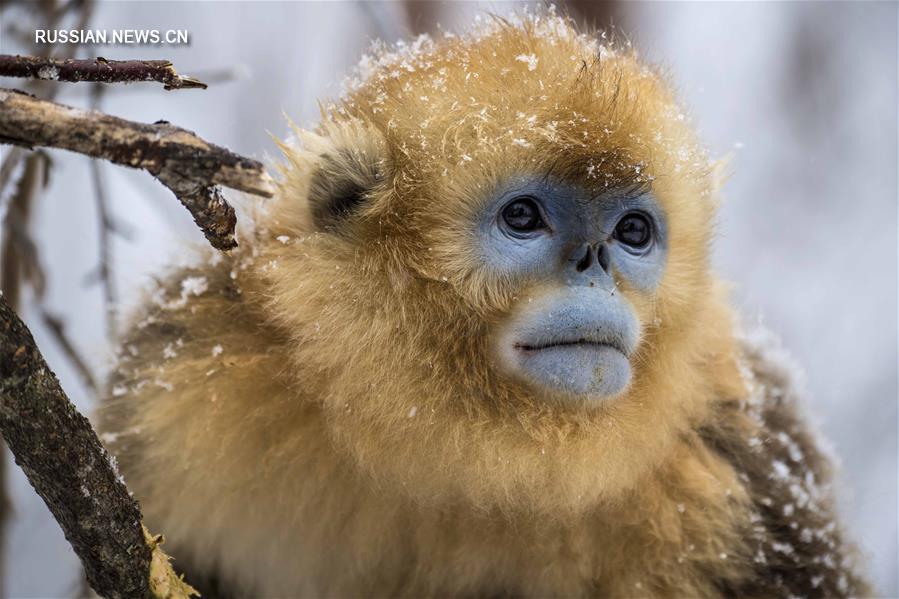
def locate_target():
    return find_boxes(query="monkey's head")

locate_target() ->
[262,13,738,514]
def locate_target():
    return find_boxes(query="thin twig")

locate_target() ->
[1,153,47,307]
[0,55,208,90]
[38,309,98,392]
[0,88,276,250]
[0,0,95,213]
[0,294,196,599]
[89,156,118,340]
[0,147,26,209]
[53,65,246,100]
[88,83,118,342]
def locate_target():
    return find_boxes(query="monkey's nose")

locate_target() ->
[574,245,593,272]
[572,243,611,274]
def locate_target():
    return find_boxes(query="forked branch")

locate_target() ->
[0,87,276,249]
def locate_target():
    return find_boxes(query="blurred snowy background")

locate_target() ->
[0,1,895,596]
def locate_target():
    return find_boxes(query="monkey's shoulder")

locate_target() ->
[107,254,284,379]
[698,334,870,598]
[98,255,292,469]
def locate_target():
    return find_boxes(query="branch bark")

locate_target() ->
[0,294,195,598]
[0,55,207,90]
[0,87,276,250]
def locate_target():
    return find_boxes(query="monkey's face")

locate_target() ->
[263,14,731,513]
[481,178,666,401]
[274,17,718,417]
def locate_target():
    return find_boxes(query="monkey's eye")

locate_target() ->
[501,197,547,235]
[613,212,652,249]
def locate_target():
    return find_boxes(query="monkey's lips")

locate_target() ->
[514,337,628,355]
[508,336,632,400]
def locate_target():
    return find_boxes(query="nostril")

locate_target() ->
[575,245,593,272]
[597,244,611,273]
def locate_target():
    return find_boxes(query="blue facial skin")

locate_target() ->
[481,176,668,402]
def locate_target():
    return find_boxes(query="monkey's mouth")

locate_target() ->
[504,336,632,400]
[514,338,627,355]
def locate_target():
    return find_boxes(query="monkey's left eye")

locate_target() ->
[501,197,547,235]
[613,212,653,249]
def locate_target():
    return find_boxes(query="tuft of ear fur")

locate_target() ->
[278,119,389,234]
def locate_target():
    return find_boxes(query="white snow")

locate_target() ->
[37,65,59,80]
[514,53,538,71]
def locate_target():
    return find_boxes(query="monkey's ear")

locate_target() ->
[301,120,389,233]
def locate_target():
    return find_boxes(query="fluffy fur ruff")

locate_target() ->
[98,12,869,598]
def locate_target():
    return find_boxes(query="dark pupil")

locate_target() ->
[616,214,650,246]
[503,199,540,231]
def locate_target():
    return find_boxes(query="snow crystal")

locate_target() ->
[777,431,804,463]
[771,541,796,555]
[155,275,209,310]
[99,431,120,444]
[771,459,791,480]
[37,65,59,80]
[788,483,811,508]
[153,378,173,392]
[181,275,208,296]
[515,53,539,71]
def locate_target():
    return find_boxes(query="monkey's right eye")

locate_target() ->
[501,197,547,235]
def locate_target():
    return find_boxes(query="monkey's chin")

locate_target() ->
[512,343,632,403]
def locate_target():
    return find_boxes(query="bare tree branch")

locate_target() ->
[88,83,119,342]
[0,87,276,250]
[0,1,96,593]
[0,294,196,599]
[39,309,98,392]
[0,147,26,199]
[1,152,47,307]
[0,55,208,90]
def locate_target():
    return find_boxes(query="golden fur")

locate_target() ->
[99,13,867,597]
